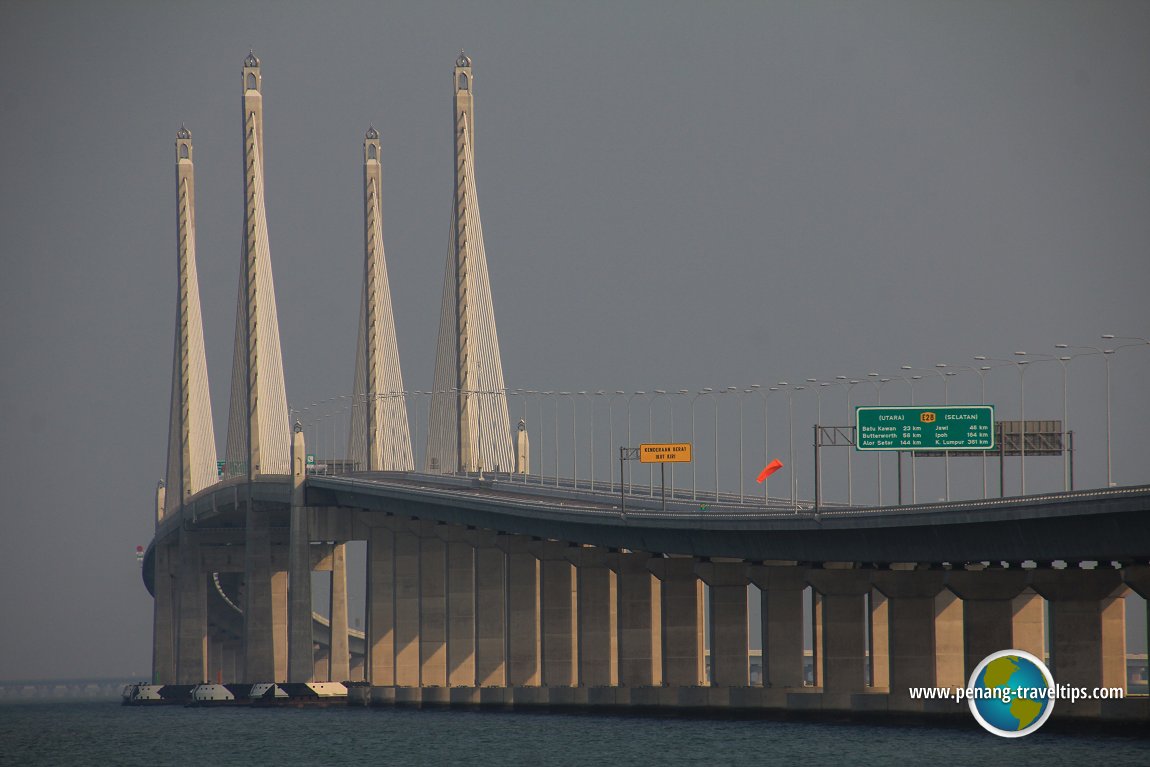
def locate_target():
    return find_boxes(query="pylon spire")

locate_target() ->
[427,53,514,474]
[164,126,218,517]
[348,127,413,471]
[224,51,290,478]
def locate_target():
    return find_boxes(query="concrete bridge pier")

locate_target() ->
[1123,565,1150,692]
[500,535,541,686]
[1031,568,1127,712]
[442,528,476,687]
[695,561,749,687]
[287,427,313,683]
[242,501,288,683]
[571,546,618,687]
[175,530,207,683]
[328,543,351,681]
[474,534,507,686]
[366,524,395,687]
[649,557,704,687]
[536,542,577,687]
[807,567,872,706]
[947,569,1033,681]
[151,540,177,685]
[873,568,956,709]
[419,528,447,687]
[617,552,661,687]
[749,564,806,689]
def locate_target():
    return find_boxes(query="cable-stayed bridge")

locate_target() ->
[145,52,1149,723]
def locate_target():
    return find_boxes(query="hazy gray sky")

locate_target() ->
[1,1,1147,680]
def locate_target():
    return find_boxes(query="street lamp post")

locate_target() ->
[626,391,646,493]
[716,386,736,501]
[608,391,624,492]
[785,384,805,509]
[649,390,669,497]
[806,380,831,504]
[866,373,891,505]
[838,378,862,505]
[1061,343,1118,486]
[690,388,713,500]
[583,391,596,490]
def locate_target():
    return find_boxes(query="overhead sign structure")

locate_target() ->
[639,443,692,463]
[856,406,994,451]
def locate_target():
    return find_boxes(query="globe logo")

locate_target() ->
[968,650,1056,737]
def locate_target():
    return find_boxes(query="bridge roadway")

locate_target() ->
[149,471,1150,566]
[307,473,1150,565]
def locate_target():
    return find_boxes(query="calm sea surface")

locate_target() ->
[1,701,1147,767]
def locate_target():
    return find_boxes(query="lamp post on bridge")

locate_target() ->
[560,392,576,488]
[1060,342,1119,487]
[890,370,923,502]
[625,391,646,494]
[1051,348,1082,491]
[690,388,712,501]
[806,380,831,506]
[866,374,891,505]
[838,378,863,505]
[608,391,625,493]
[783,383,805,509]
[746,384,772,505]
[649,390,670,497]
[582,391,596,490]
[716,386,737,501]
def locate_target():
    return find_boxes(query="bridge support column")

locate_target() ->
[649,557,704,687]
[537,542,577,687]
[151,541,177,684]
[420,527,448,687]
[749,565,806,689]
[394,527,421,686]
[869,591,889,688]
[501,535,540,686]
[947,569,1032,682]
[242,502,287,682]
[1123,565,1150,694]
[175,531,207,684]
[873,568,958,708]
[807,568,871,704]
[617,552,661,687]
[287,426,314,683]
[444,532,476,687]
[571,547,617,687]
[328,543,350,682]
[475,536,506,686]
[366,525,395,687]
[1031,568,1127,705]
[696,561,749,687]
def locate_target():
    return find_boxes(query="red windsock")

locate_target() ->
[756,460,784,483]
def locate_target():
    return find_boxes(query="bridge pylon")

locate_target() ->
[347,127,413,471]
[427,52,514,474]
[165,126,219,514]
[223,51,291,480]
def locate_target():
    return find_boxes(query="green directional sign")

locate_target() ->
[855,406,994,451]
[306,453,316,467]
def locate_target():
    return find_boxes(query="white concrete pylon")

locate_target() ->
[427,52,514,474]
[224,52,291,478]
[164,126,219,517]
[347,127,413,471]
